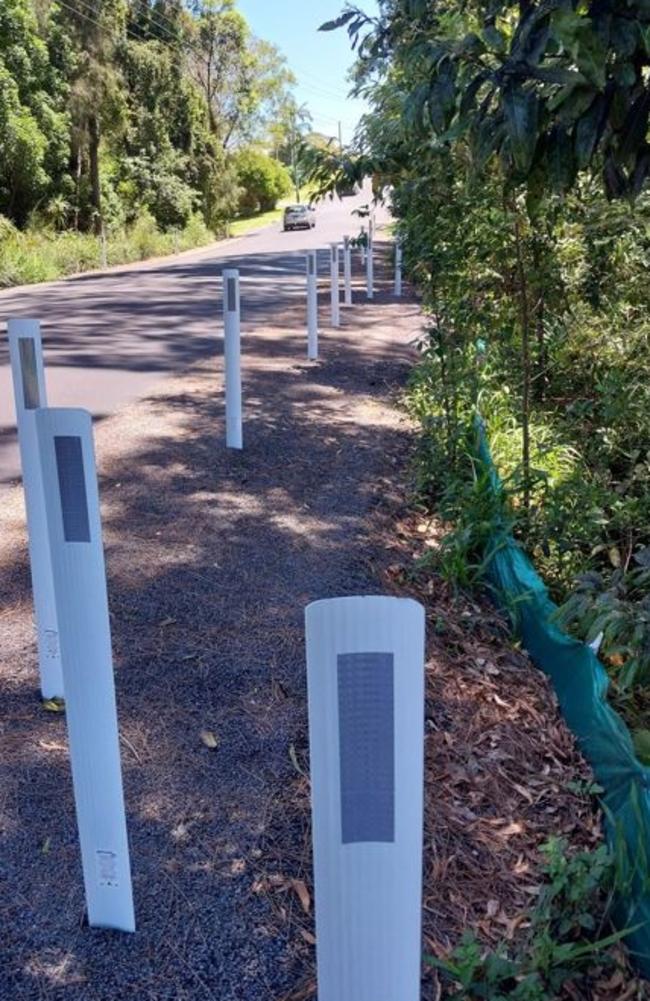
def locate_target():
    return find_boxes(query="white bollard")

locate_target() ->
[366,233,374,301]
[35,407,134,932]
[330,243,340,328]
[360,227,367,265]
[306,250,319,360]
[305,595,425,1001]
[8,319,64,699]
[99,225,108,270]
[223,268,243,450]
[395,241,403,297]
[343,236,352,307]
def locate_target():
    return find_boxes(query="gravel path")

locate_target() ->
[0,252,420,1001]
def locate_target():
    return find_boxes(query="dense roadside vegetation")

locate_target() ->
[313,0,650,739]
[309,0,650,992]
[0,0,324,286]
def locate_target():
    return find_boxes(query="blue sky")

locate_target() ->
[236,0,379,144]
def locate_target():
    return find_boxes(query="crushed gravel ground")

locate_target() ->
[0,249,420,1001]
[1,246,641,1001]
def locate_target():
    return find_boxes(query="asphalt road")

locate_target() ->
[0,186,388,484]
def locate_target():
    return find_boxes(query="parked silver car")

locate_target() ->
[283,203,316,231]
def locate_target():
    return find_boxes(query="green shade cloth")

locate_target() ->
[474,421,650,973]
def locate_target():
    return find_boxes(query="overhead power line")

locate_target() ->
[56,0,210,69]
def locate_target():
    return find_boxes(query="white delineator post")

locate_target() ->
[330,243,340,328]
[343,236,352,307]
[305,595,425,1001]
[366,220,374,301]
[306,250,319,360]
[395,241,403,297]
[223,268,243,449]
[35,407,135,932]
[360,226,367,265]
[8,319,64,699]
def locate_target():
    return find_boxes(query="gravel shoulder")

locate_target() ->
[0,250,626,1001]
[0,257,419,1001]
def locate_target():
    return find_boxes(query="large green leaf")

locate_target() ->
[618,91,650,163]
[603,153,628,199]
[551,10,607,90]
[502,85,539,173]
[574,93,608,168]
[547,126,576,192]
[319,11,359,33]
[469,110,503,174]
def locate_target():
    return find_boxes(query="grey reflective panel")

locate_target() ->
[54,436,91,543]
[227,277,237,312]
[19,338,40,410]
[337,652,395,844]
[308,254,315,275]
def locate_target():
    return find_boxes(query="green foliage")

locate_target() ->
[554,563,650,693]
[315,1,650,742]
[0,0,69,225]
[232,148,291,214]
[325,1,650,199]
[0,211,212,287]
[429,838,627,1000]
[0,0,300,274]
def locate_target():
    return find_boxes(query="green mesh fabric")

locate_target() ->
[474,422,650,972]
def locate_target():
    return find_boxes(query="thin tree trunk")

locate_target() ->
[514,212,532,512]
[536,292,546,400]
[74,144,82,231]
[531,236,547,400]
[88,115,102,235]
[437,319,454,462]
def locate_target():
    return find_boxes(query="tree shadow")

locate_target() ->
[0,278,419,1000]
[0,243,401,485]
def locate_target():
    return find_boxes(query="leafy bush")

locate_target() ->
[233,148,291,215]
[400,174,650,729]
[0,212,213,288]
[429,838,627,1000]
[554,561,650,740]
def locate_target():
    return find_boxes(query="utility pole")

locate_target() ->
[291,119,300,203]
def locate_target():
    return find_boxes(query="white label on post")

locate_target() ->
[306,251,319,360]
[35,407,135,933]
[8,319,64,699]
[330,244,340,328]
[305,595,425,1001]
[223,268,243,450]
[343,236,352,307]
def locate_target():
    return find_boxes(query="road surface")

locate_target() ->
[0,187,388,484]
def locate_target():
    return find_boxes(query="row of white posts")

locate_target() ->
[225,228,404,451]
[8,230,420,1000]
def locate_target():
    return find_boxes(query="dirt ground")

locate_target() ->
[0,253,638,1000]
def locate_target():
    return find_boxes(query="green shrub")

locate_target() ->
[429,838,628,1000]
[233,148,291,215]
[0,211,214,288]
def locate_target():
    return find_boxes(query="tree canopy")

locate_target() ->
[0,0,300,233]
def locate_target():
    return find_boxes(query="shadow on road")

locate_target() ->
[0,263,420,1001]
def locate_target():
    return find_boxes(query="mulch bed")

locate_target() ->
[257,486,650,1000]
